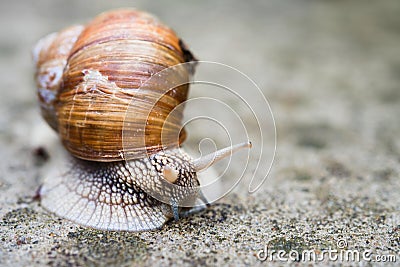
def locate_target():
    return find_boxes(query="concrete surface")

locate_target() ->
[1,0,399,266]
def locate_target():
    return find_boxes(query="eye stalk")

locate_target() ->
[192,141,252,172]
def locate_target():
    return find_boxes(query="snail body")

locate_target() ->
[33,9,250,231]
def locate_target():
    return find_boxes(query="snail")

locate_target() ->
[33,9,251,231]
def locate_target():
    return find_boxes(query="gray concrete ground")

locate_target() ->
[1,0,399,266]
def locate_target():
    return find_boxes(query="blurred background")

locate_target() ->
[1,0,399,266]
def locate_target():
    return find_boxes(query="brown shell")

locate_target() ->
[34,9,196,161]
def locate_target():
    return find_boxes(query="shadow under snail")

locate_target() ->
[33,9,251,231]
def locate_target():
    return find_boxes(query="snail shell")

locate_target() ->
[34,9,193,161]
[33,9,250,231]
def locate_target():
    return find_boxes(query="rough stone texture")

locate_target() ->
[1,0,399,266]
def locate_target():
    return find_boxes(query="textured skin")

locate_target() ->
[40,149,201,231]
